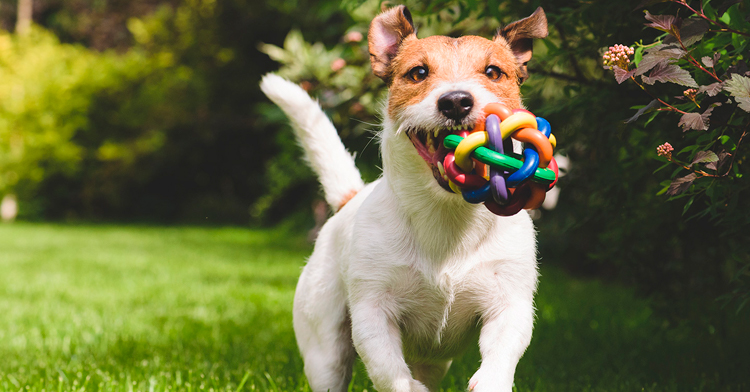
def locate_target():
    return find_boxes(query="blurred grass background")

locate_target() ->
[0,223,747,391]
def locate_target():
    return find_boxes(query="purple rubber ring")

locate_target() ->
[485,114,509,204]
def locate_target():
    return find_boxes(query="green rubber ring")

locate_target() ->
[443,134,556,184]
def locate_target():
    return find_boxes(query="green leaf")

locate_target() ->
[737,297,750,315]
[691,150,719,166]
[644,110,661,126]
[724,3,750,30]
[653,162,672,174]
[705,182,715,199]
[634,45,644,66]
[682,195,696,215]
[702,1,718,19]
[678,144,699,155]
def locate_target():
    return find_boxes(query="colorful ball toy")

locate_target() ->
[442,103,559,216]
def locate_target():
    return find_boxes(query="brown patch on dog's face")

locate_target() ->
[382,35,525,191]
[387,35,522,120]
[367,6,548,192]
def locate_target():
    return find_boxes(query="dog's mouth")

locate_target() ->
[406,123,475,191]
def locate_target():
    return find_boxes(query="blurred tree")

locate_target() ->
[15,0,31,34]
[0,0,356,224]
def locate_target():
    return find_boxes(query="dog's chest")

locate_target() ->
[395,266,485,361]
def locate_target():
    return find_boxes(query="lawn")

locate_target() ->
[0,223,747,391]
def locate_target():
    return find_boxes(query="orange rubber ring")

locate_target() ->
[512,128,553,168]
[523,182,547,210]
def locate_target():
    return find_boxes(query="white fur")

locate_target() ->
[542,154,569,210]
[261,74,538,392]
[395,80,524,156]
[260,74,364,211]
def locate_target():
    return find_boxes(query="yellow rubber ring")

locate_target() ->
[499,112,537,139]
[448,180,462,194]
[454,131,489,172]
[549,134,557,149]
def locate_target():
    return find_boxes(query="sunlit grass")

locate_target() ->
[0,223,747,391]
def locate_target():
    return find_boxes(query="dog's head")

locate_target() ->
[370,6,547,194]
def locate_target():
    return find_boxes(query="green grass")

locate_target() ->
[0,223,747,391]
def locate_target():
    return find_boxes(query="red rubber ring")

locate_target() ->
[546,156,559,190]
[484,184,530,216]
[444,153,487,190]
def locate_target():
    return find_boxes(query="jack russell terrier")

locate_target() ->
[261,5,548,391]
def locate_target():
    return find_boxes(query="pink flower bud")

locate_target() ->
[344,31,363,43]
[331,58,346,72]
[656,142,674,157]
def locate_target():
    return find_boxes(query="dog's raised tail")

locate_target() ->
[260,74,364,211]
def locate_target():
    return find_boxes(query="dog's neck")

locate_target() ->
[380,119,497,261]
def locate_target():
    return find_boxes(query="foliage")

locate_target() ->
[603,0,750,312]
[0,0,322,223]
[258,0,750,315]
[0,26,177,217]
[0,223,748,391]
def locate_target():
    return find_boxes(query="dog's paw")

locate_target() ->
[390,377,430,392]
[468,367,512,392]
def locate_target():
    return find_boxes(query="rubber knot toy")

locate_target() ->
[442,103,559,216]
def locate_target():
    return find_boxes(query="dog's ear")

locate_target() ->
[496,7,548,83]
[368,5,416,82]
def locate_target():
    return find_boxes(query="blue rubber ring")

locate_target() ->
[506,148,539,187]
[462,182,491,204]
[536,117,551,138]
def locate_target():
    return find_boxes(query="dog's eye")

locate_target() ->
[406,66,428,82]
[485,66,505,81]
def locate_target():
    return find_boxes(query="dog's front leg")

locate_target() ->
[469,297,535,392]
[350,299,429,392]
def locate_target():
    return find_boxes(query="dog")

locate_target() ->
[260,5,547,391]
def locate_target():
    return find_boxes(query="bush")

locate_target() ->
[0,27,177,218]
[259,0,749,314]
[601,1,750,312]
[0,0,308,223]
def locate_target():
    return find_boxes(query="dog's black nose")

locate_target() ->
[437,91,474,121]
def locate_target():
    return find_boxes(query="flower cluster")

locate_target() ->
[344,31,363,43]
[602,44,635,70]
[683,88,700,106]
[657,142,674,158]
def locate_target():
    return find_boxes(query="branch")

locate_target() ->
[631,76,688,114]
[672,0,750,37]
[665,154,719,177]
[675,36,722,82]
[722,125,748,177]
